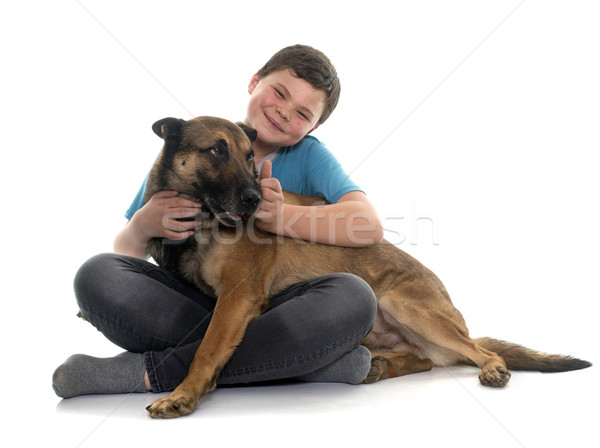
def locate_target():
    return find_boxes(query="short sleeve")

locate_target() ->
[125,175,148,220]
[303,139,362,203]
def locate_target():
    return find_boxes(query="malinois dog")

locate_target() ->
[144,116,591,418]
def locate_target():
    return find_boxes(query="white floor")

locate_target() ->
[33,354,599,448]
[15,267,600,448]
[2,2,599,447]
[24,311,600,448]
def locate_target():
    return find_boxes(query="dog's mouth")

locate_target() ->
[204,202,245,228]
[174,203,242,228]
[214,210,243,227]
[176,189,259,229]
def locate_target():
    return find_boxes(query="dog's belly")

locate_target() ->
[367,308,411,350]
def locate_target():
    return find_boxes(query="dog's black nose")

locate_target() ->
[241,188,261,210]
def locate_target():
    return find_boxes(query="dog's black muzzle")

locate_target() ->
[205,183,262,228]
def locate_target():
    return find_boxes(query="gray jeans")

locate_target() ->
[74,253,376,392]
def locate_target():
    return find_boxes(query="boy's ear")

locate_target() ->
[152,117,185,140]
[236,122,258,142]
[248,73,260,94]
[306,125,319,136]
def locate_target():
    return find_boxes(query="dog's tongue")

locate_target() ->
[225,212,242,223]
[217,211,242,227]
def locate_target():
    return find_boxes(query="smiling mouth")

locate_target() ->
[265,114,283,132]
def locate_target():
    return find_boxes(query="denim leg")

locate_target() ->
[74,253,377,393]
[147,273,377,392]
[74,253,216,354]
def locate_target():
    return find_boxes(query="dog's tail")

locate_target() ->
[468,337,592,372]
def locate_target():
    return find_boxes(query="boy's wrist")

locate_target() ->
[113,223,147,259]
[128,212,152,246]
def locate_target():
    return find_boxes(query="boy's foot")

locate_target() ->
[296,345,371,385]
[52,352,148,398]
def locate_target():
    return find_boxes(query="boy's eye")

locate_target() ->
[298,111,308,121]
[274,88,284,98]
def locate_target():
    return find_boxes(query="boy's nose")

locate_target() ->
[277,106,290,121]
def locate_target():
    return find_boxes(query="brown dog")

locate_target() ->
[143,116,591,418]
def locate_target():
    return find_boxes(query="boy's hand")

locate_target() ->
[254,160,284,234]
[131,190,203,242]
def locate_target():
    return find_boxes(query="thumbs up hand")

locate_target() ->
[254,160,284,234]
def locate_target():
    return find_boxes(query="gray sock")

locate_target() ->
[52,352,148,398]
[296,345,371,385]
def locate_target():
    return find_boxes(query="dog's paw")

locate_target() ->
[363,357,388,384]
[479,364,511,387]
[146,391,199,419]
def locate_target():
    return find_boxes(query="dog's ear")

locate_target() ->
[236,122,258,143]
[152,117,185,140]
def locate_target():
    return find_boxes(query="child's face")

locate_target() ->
[244,69,326,151]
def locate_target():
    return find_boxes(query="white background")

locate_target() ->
[1,1,598,447]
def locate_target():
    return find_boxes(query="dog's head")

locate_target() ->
[146,116,261,227]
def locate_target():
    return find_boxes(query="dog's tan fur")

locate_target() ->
[143,116,591,418]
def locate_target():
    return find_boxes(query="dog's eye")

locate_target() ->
[209,147,223,157]
[208,140,228,159]
[247,151,254,162]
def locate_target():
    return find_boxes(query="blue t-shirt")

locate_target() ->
[125,135,361,220]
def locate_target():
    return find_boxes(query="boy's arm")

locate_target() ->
[255,161,384,247]
[282,190,384,246]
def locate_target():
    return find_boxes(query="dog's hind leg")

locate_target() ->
[377,283,511,387]
[360,310,434,383]
[362,351,434,384]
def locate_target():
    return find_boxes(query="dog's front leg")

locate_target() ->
[146,287,268,418]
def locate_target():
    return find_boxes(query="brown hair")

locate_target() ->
[257,44,341,126]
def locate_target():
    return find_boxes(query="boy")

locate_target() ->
[53,45,383,398]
